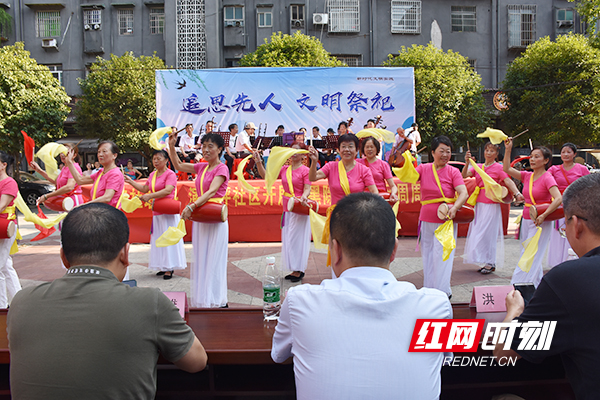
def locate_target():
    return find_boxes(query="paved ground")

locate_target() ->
[11,205,537,307]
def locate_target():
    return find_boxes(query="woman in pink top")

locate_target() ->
[254,144,312,282]
[415,136,469,298]
[66,141,124,208]
[31,143,84,209]
[547,143,590,267]
[308,134,378,206]
[357,137,398,202]
[0,152,21,308]
[125,150,186,280]
[503,138,562,287]
[168,133,229,308]
[462,143,523,274]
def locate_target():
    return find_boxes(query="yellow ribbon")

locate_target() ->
[309,208,328,250]
[421,164,457,206]
[15,192,67,228]
[149,127,172,151]
[264,147,309,191]
[392,200,401,235]
[35,143,68,180]
[337,162,351,196]
[518,226,542,272]
[355,128,396,143]
[477,127,508,145]
[391,151,419,184]
[119,192,143,213]
[156,218,187,247]
[234,155,257,194]
[468,159,504,204]
[285,165,295,198]
[434,220,456,261]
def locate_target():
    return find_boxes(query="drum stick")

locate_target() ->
[529,138,533,150]
[416,146,427,154]
[73,139,84,149]
[466,141,470,152]
[511,129,529,140]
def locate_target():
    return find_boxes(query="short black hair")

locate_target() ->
[327,128,335,134]
[98,140,119,156]
[563,174,600,236]
[228,123,237,132]
[330,193,396,264]
[0,151,14,175]
[153,149,169,159]
[431,136,453,152]
[532,146,552,169]
[312,126,319,131]
[201,133,225,157]
[562,142,577,154]
[360,136,381,155]
[61,203,129,266]
[367,119,376,124]
[185,123,193,128]
[338,134,359,149]
[338,121,348,130]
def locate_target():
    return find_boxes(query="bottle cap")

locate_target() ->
[266,256,275,264]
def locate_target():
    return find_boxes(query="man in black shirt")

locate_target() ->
[494,173,600,400]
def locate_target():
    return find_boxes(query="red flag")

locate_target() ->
[21,131,35,165]
[30,206,57,242]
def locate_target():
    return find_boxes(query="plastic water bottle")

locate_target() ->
[263,256,281,321]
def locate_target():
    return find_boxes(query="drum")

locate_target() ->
[437,203,475,224]
[153,198,182,214]
[190,202,228,223]
[44,195,75,212]
[499,186,513,204]
[287,197,319,215]
[0,218,16,239]
[529,203,564,221]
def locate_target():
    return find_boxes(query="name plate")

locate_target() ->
[163,291,188,318]
[469,285,513,313]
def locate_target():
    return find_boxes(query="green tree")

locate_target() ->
[239,31,344,67]
[383,44,489,146]
[502,34,600,145]
[570,0,600,47]
[75,52,165,165]
[0,42,70,176]
[0,8,12,40]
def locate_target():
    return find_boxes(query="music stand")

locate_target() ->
[214,131,230,148]
[312,140,327,149]
[282,133,297,146]
[253,136,275,150]
[268,136,283,148]
[324,135,339,150]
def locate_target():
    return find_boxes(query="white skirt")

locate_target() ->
[464,203,505,268]
[547,218,569,268]
[420,221,457,297]
[191,221,228,308]
[511,219,552,287]
[149,214,187,271]
[281,212,311,273]
[0,231,21,308]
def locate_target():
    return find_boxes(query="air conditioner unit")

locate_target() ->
[225,20,235,27]
[84,24,91,30]
[41,38,57,48]
[557,20,573,28]
[292,19,304,28]
[93,24,100,30]
[313,13,328,24]
[235,20,244,27]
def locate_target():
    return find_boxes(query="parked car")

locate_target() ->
[17,172,55,206]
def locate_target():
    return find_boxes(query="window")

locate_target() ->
[36,11,61,37]
[150,8,164,34]
[291,4,305,21]
[451,6,476,32]
[335,54,362,67]
[467,58,476,71]
[508,4,536,48]
[328,0,359,33]
[46,64,63,86]
[258,10,272,27]
[556,8,574,34]
[84,9,101,26]
[118,9,134,35]
[176,0,206,69]
[391,0,421,34]
[224,6,244,27]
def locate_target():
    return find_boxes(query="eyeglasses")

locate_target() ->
[559,215,588,238]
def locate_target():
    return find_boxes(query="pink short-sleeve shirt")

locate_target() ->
[319,161,375,205]
[148,169,178,216]
[356,158,393,192]
[194,162,229,199]
[56,163,83,196]
[468,162,509,204]
[416,163,465,223]
[90,167,125,208]
[548,164,590,193]
[279,165,310,211]
[0,177,19,217]
[520,171,558,220]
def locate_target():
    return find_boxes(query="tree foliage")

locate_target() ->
[75,52,165,163]
[0,42,70,175]
[571,0,600,47]
[502,34,600,146]
[383,44,489,146]
[239,32,343,67]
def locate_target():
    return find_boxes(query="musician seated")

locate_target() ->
[7,203,207,399]
[272,193,452,399]
[178,123,198,162]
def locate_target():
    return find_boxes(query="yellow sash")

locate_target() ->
[92,170,103,200]
[518,175,541,272]
[284,166,295,198]
[151,170,158,192]
[337,161,351,196]
[466,163,484,206]
[1,205,16,220]
[200,165,224,204]
[421,164,457,205]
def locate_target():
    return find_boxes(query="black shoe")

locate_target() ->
[163,271,174,280]
[285,273,294,280]
[156,271,166,276]
[220,303,229,308]
[290,272,305,283]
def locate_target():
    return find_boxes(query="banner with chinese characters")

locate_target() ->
[155,67,416,134]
